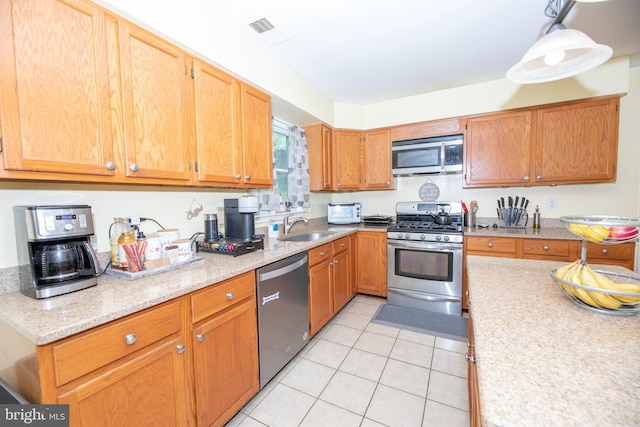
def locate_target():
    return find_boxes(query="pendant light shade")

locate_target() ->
[507,0,613,84]
[507,28,612,83]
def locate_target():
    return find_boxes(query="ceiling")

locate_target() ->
[211,0,640,105]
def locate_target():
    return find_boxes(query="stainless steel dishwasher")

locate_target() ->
[256,251,309,389]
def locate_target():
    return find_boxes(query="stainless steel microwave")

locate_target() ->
[392,134,463,175]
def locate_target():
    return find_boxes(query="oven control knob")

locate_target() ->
[397,233,403,239]
[420,234,426,240]
[443,236,450,242]
[435,235,442,241]
[404,233,410,239]
[64,223,73,231]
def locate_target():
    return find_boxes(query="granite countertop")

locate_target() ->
[464,224,579,240]
[0,224,382,346]
[466,255,640,427]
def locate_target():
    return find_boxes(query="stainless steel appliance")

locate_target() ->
[392,134,463,175]
[13,205,100,299]
[256,252,309,389]
[387,201,463,315]
[327,202,362,224]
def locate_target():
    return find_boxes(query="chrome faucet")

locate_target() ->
[283,215,309,235]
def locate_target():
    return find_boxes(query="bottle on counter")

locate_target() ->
[533,205,541,229]
[110,217,127,269]
[117,221,136,270]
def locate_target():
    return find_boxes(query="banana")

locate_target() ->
[554,261,581,298]
[579,265,622,309]
[584,265,640,305]
[582,225,610,243]
[569,264,600,308]
[568,223,585,238]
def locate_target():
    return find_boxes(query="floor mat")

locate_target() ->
[371,304,468,342]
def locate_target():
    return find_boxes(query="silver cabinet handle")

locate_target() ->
[536,175,542,180]
[125,333,137,346]
[196,333,205,343]
[226,292,234,300]
[319,251,325,256]
[487,242,494,248]
[467,342,475,348]
[524,176,530,182]
[339,243,345,247]
[129,163,139,172]
[234,174,241,180]
[465,290,469,297]
[334,259,339,264]
[176,344,186,354]
[543,246,550,251]
[602,249,609,255]
[337,182,341,187]
[465,353,476,364]
[105,161,116,171]
[245,175,251,180]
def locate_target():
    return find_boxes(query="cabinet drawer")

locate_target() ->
[52,300,181,386]
[309,243,332,266]
[466,236,517,256]
[585,242,636,262]
[191,271,255,324]
[332,237,350,254]
[522,239,572,261]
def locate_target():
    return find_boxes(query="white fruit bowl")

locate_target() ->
[550,268,640,316]
[560,215,640,244]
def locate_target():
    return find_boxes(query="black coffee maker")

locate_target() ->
[14,205,100,299]
[224,197,259,241]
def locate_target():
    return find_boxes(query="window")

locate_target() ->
[251,118,310,219]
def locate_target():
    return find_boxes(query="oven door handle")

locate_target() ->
[387,240,462,252]
[388,288,462,303]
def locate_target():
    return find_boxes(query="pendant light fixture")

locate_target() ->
[507,0,612,84]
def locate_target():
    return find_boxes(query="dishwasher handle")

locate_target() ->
[258,254,308,282]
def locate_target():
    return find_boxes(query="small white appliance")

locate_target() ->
[327,202,362,224]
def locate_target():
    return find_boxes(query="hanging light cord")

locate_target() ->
[544,0,577,33]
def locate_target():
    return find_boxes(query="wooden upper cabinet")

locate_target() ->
[0,0,116,176]
[333,130,362,190]
[534,96,619,184]
[306,124,333,191]
[240,83,273,187]
[118,21,192,182]
[464,110,533,187]
[193,60,243,186]
[363,129,393,190]
[390,117,462,141]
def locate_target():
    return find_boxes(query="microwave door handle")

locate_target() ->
[440,142,445,170]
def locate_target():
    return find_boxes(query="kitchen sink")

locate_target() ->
[278,232,334,242]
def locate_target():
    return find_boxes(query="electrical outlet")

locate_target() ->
[124,213,141,225]
[546,197,558,211]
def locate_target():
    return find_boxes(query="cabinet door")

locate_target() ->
[534,97,619,184]
[464,110,533,187]
[332,248,351,313]
[309,258,333,336]
[333,130,362,190]
[307,124,333,191]
[356,232,387,297]
[58,336,191,427]
[363,129,393,190]
[193,60,243,186]
[192,298,259,427]
[240,83,273,187]
[0,0,116,176]
[119,21,192,181]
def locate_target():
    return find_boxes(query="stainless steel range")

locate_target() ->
[387,201,463,316]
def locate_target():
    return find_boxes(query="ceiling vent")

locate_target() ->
[248,17,290,45]
[249,18,276,34]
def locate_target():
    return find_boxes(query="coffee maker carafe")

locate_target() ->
[224,196,259,241]
[14,205,100,299]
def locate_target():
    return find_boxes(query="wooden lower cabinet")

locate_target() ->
[467,314,481,427]
[463,235,636,309]
[190,272,259,427]
[308,237,354,336]
[356,231,387,297]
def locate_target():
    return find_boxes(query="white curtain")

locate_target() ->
[287,125,310,208]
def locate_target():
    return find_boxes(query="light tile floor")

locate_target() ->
[227,296,470,427]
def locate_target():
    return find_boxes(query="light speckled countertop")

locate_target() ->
[466,256,640,427]
[0,225,380,345]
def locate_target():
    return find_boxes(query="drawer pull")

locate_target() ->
[176,344,186,354]
[196,333,205,343]
[339,243,345,247]
[129,163,139,172]
[105,161,116,171]
[487,242,494,248]
[226,292,234,300]
[125,334,137,346]
[602,249,609,255]
[543,246,550,251]
[465,353,476,364]
[320,251,325,256]
[334,259,339,264]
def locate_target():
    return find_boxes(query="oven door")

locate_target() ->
[387,239,463,315]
